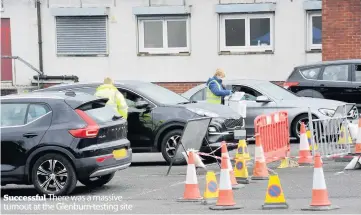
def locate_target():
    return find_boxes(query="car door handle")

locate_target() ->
[319,84,325,87]
[23,133,38,138]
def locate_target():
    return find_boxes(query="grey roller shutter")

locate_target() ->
[56,16,107,55]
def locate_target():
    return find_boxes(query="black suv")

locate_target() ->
[284,59,361,111]
[36,81,244,164]
[1,91,132,195]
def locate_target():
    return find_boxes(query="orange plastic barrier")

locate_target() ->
[254,111,290,163]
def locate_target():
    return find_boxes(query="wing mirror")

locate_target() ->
[256,96,271,103]
[135,100,150,109]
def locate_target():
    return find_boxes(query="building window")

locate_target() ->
[219,13,274,53]
[307,11,322,50]
[55,16,108,56]
[137,16,190,54]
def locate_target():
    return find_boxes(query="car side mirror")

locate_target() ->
[135,100,150,109]
[256,96,271,103]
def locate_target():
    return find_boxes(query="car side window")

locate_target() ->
[118,89,150,108]
[73,87,96,95]
[354,64,361,82]
[300,67,321,80]
[237,86,262,101]
[1,103,29,127]
[26,104,51,124]
[191,89,205,101]
[321,65,349,81]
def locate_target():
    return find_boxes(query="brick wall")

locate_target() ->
[322,0,361,60]
[154,82,204,94]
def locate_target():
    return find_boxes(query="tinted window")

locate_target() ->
[256,82,299,100]
[1,103,28,127]
[26,104,51,123]
[322,65,349,81]
[118,89,149,108]
[77,100,121,124]
[355,65,361,82]
[225,19,245,46]
[191,89,204,101]
[300,67,321,80]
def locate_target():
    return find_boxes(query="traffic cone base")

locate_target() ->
[201,198,217,205]
[209,205,243,210]
[251,160,269,180]
[210,190,243,210]
[301,205,340,211]
[237,178,250,184]
[262,203,289,210]
[344,156,361,170]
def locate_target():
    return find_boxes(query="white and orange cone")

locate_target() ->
[345,119,361,170]
[354,118,361,154]
[209,154,243,210]
[221,142,244,189]
[301,153,339,211]
[177,151,203,202]
[298,123,313,166]
[251,135,269,180]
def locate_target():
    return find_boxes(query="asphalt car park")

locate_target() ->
[35,81,244,164]
[1,145,361,214]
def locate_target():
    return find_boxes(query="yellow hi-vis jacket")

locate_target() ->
[94,84,128,119]
[206,80,222,104]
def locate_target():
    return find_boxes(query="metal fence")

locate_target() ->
[307,104,357,159]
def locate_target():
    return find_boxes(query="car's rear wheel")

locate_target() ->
[79,173,115,188]
[161,129,187,165]
[32,153,77,196]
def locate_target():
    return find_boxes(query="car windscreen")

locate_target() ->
[257,82,299,100]
[77,100,122,124]
[133,83,190,105]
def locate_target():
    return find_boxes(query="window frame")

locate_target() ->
[137,16,191,54]
[219,13,275,53]
[55,15,109,56]
[307,11,322,50]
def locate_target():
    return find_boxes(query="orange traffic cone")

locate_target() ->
[298,123,313,166]
[221,142,244,189]
[301,153,339,211]
[354,119,361,154]
[209,154,243,210]
[251,135,269,180]
[177,151,203,202]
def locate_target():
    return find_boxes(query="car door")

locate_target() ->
[315,64,353,102]
[1,102,52,174]
[231,85,278,136]
[117,88,155,149]
[351,63,361,110]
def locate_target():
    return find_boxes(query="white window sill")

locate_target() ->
[57,54,109,57]
[219,50,274,55]
[137,52,191,56]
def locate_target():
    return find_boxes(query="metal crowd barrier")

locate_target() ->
[307,104,354,159]
[254,111,290,163]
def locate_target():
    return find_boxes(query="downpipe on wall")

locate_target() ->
[36,0,44,74]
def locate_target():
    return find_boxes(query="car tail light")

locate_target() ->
[283,82,299,89]
[69,109,99,138]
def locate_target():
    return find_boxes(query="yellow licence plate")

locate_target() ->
[113,149,127,159]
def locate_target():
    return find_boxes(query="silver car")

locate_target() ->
[182,79,358,141]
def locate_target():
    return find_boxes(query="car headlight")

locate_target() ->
[318,108,335,117]
[208,126,217,132]
[187,108,219,117]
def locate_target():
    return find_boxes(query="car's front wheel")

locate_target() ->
[32,153,77,196]
[79,173,115,188]
[292,114,318,142]
[161,129,187,165]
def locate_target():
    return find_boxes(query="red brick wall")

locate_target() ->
[322,0,361,60]
[154,82,204,94]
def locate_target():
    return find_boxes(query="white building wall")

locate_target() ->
[1,0,321,85]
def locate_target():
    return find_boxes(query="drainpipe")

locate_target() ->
[36,0,44,74]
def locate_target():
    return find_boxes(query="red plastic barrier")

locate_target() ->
[254,111,290,163]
